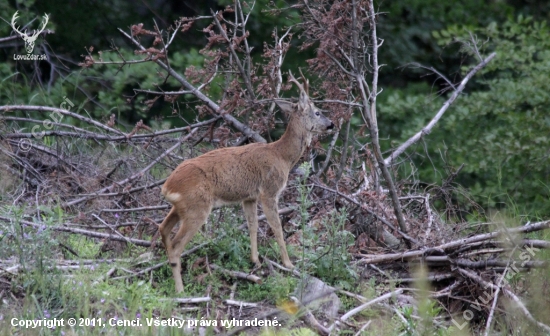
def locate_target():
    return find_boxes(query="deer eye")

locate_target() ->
[315,111,320,116]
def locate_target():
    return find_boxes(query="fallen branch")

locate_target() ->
[93,267,117,285]
[68,179,166,199]
[101,205,169,213]
[264,257,301,277]
[339,289,403,322]
[209,264,262,284]
[92,214,133,244]
[224,299,259,308]
[3,117,219,142]
[357,220,550,264]
[159,296,211,304]
[483,268,508,336]
[0,216,151,247]
[354,320,372,336]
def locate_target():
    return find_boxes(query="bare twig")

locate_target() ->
[111,242,209,280]
[354,320,372,336]
[483,268,508,336]
[263,257,301,277]
[0,29,54,43]
[313,183,420,246]
[93,267,117,285]
[423,194,434,243]
[63,128,198,207]
[211,9,255,100]
[339,289,403,322]
[92,213,133,244]
[0,105,123,135]
[316,118,342,177]
[3,117,219,142]
[80,179,166,198]
[335,118,351,184]
[407,63,457,91]
[101,205,169,213]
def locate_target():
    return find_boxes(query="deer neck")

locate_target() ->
[273,118,312,168]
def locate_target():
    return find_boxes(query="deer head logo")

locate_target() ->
[10,11,49,54]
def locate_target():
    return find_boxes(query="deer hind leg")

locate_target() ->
[159,207,180,266]
[169,204,211,293]
[242,200,260,267]
[261,196,294,269]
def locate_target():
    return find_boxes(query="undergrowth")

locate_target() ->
[0,179,366,335]
[1,183,549,335]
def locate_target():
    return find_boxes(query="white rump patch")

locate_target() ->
[164,191,182,203]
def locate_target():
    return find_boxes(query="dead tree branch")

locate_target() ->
[384,52,496,166]
[117,28,266,144]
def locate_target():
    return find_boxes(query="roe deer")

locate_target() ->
[159,74,334,292]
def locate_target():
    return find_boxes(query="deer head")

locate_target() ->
[11,11,49,54]
[276,72,334,136]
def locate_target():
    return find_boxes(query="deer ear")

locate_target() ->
[275,100,295,113]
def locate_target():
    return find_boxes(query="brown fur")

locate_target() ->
[159,77,334,293]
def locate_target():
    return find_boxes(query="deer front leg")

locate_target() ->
[261,196,294,269]
[242,200,260,267]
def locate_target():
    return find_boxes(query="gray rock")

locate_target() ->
[293,275,341,320]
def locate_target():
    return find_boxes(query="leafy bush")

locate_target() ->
[378,16,550,217]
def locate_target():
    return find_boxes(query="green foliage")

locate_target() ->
[0,1,38,36]
[207,207,252,271]
[376,0,513,86]
[397,266,451,336]
[0,206,61,269]
[379,15,550,217]
[312,209,357,289]
[238,272,297,304]
[0,207,176,335]
[294,163,358,289]
[259,327,317,336]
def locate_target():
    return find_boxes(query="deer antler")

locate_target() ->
[288,71,309,97]
[10,11,25,37]
[11,11,49,38]
[32,13,49,38]
[298,68,309,95]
